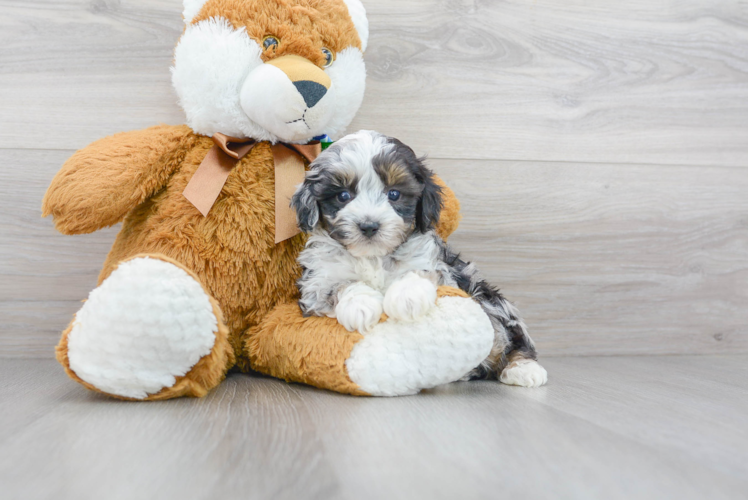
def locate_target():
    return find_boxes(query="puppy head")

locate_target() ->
[172,0,368,144]
[292,130,443,257]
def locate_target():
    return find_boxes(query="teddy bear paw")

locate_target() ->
[346,295,494,396]
[66,257,218,399]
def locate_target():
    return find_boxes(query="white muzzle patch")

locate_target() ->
[240,64,337,143]
[172,17,366,143]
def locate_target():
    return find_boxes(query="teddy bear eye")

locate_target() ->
[263,36,279,51]
[321,48,335,68]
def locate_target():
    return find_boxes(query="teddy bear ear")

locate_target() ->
[341,0,369,52]
[182,0,210,24]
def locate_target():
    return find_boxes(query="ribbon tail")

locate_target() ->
[183,145,238,217]
[272,145,310,244]
[183,136,257,217]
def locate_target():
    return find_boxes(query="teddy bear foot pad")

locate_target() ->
[65,257,220,399]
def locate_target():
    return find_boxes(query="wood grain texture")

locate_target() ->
[2,149,747,357]
[1,0,747,166]
[354,0,748,166]
[0,0,185,149]
[434,158,748,356]
[1,0,747,358]
[1,356,747,500]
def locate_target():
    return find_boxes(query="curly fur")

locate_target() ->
[294,131,547,383]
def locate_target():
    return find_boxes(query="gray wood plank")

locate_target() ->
[435,158,748,356]
[0,358,78,438]
[354,0,748,166]
[0,149,117,303]
[1,357,747,500]
[527,356,748,479]
[2,149,747,357]
[0,301,80,358]
[0,0,185,150]
[2,0,748,166]
[0,360,343,500]
[294,362,748,500]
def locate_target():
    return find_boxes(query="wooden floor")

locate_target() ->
[1,355,747,500]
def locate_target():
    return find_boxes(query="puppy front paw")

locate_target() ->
[335,283,384,333]
[383,272,438,322]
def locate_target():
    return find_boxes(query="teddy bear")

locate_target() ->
[41,0,497,400]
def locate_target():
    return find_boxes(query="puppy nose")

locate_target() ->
[359,221,380,238]
[293,81,327,108]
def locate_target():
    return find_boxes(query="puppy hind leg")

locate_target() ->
[495,311,548,387]
[440,248,545,385]
[461,334,507,381]
[499,350,548,388]
[461,297,547,387]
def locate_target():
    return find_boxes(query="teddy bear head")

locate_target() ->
[172,0,368,144]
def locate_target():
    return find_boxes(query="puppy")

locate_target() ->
[291,130,547,387]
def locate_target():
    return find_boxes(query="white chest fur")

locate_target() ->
[353,257,388,291]
[296,231,450,316]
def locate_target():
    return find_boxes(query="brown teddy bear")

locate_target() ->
[42,0,498,400]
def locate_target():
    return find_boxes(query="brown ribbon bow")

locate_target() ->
[182,133,321,244]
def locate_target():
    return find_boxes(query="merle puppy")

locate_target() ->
[291,130,547,387]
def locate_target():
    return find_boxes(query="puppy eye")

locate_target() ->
[337,191,352,203]
[321,48,335,68]
[263,36,280,51]
[388,189,401,201]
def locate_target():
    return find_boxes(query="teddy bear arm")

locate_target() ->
[42,124,194,235]
[245,302,369,395]
[245,287,494,396]
[433,175,461,241]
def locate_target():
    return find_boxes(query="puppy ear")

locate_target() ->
[291,179,321,233]
[415,161,443,233]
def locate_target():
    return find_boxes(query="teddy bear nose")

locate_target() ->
[293,80,328,108]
